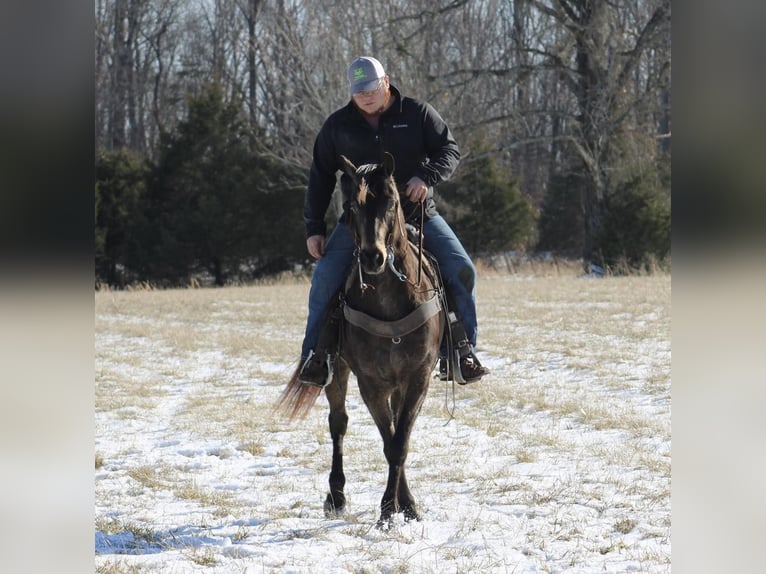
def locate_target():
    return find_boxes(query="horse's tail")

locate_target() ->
[277,364,322,420]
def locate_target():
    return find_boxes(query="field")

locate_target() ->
[95,271,671,573]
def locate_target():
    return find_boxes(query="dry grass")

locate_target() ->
[470,273,670,430]
[96,560,144,574]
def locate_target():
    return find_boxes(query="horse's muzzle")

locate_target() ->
[360,248,386,275]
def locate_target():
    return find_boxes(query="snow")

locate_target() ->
[95,279,671,573]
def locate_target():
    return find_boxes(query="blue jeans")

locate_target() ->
[301,214,478,358]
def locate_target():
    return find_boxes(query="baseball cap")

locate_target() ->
[347,56,386,96]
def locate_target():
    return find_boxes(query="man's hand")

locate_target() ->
[404,176,428,203]
[307,235,326,259]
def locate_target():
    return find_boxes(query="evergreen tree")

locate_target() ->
[147,83,305,285]
[95,148,150,286]
[537,153,670,271]
[537,170,586,257]
[596,155,671,270]
[439,153,535,255]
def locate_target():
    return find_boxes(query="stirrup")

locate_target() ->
[299,350,334,388]
[452,348,467,385]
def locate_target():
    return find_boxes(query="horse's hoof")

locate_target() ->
[402,506,420,522]
[323,493,346,518]
[323,503,346,518]
[375,516,393,530]
[376,507,394,529]
[324,506,346,518]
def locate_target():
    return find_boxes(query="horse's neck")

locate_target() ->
[345,243,430,320]
[397,242,422,285]
[388,233,425,289]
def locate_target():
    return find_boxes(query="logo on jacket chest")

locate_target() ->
[392,124,408,129]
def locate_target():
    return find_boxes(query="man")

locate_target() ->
[298,56,489,386]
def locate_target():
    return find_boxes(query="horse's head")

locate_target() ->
[341,153,403,276]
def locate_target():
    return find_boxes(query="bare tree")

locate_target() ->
[527,0,671,262]
[237,0,262,131]
[95,0,671,264]
[96,0,183,154]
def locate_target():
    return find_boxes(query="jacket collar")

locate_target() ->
[388,84,404,114]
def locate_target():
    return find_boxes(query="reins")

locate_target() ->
[395,201,425,288]
[354,198,428,292]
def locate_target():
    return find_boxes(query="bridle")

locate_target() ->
[349,182,426,292]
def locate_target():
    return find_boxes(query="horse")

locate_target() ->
[278,153,445,527]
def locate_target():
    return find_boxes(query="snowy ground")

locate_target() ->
[95,274,671,573]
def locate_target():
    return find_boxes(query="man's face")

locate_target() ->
[352,77,389,115]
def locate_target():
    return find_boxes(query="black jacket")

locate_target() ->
[304,85,460,238]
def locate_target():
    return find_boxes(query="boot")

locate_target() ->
[299,351,332,388]
[438,353,490,384]
[438,357,450,381]
[299,297,341,388]
[457,354,489,384]
[442,311,490,384]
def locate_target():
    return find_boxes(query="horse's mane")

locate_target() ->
[355,163,379,176]
[354,162,385,205]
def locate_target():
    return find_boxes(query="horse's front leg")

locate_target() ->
[377,430,424,526]
[323,362,349,516]
[378,459,402,528]
[379,430,421,527]
[397,471,419,522]
[381,378,428,525]
[356,385,399,527]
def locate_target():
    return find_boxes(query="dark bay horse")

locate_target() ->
[279,153,444,526]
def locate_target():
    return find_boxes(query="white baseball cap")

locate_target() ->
[347,56,386,96]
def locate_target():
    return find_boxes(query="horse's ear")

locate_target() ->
[382,152,395,177]
[340,155,358,180]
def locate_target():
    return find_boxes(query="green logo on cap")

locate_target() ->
[353,67,367,80]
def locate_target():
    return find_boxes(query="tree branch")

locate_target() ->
[616,0,670,88]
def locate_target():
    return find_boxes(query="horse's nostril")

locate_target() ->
[361,249,385,271]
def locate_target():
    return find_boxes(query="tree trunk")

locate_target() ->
[247,0,260,138]
[563,0,611,263]
[213,257,225,286]
[110,0,128,149]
